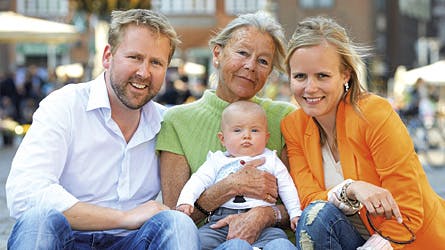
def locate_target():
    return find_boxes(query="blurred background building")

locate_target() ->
[1,2,445,246]
[0,0,444,113]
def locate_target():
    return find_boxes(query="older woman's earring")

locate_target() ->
[215,61,219,67]
[344,82,350,92]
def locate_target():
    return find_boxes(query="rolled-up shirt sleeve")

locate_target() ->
[6,90,78,219]
[7,74,163,234]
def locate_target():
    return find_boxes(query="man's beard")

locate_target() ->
[109,69,155,110]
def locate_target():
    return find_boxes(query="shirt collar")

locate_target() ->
[86,72,110,111]
[85,72,166,145]
[137,101,165,142]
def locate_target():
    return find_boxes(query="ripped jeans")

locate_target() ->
[295,201,366,250]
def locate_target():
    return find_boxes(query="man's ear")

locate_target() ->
[102,44,112,70]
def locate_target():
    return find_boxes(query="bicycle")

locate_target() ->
[400,112,445,167]
[423,113,445,167]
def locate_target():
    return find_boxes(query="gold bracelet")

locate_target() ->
[340,182,361,209]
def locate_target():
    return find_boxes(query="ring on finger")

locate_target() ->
[374,203,382,209]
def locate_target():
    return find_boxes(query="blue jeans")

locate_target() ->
[295,201,366,250]
[201,207,296,250]
[8,207,199,250]
[215,238,296,250]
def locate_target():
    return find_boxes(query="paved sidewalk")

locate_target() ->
[0,145,18,250]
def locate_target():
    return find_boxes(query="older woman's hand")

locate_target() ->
[229,158,278,202]
[210,206,274,244]
[348,181,403,223]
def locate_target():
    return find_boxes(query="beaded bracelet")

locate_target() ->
[339,181,361,209]
[194,201,213,217]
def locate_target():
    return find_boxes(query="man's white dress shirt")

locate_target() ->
[6,73,165,234]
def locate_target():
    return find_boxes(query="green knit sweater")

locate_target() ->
[156,90,296,173]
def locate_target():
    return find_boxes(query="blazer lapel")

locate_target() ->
[337,100,359,180]
[304,117,326,189]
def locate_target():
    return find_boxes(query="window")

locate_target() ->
[152,0,215,15]
[17,0,68,17]
[0,0,11,10]
[300,0,334,9]
[225,0,267,15]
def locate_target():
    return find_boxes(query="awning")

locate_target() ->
[392,61,445,107]
[0,11,79,44]
[400,61,445,86]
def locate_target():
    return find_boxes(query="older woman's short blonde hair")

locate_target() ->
[209,11,286,73]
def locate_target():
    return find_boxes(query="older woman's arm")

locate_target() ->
[160,151,191,209]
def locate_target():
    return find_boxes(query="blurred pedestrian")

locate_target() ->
[0,71,19,121]
[157,75,192,106]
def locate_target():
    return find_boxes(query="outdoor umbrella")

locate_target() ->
[0,11,80,70]
[0,11,78,43]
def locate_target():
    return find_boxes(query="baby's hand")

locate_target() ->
[176,204,194,216]
[290,216,300,231]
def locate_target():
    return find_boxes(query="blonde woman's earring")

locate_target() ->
[344,82,350,92]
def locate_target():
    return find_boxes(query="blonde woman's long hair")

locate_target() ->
[286,16,371,109]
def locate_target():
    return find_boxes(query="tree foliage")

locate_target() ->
[74,0,152,19]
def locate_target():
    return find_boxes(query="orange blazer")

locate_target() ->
[281,94,445,249]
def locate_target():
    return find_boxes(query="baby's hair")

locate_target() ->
[221,101,267,130]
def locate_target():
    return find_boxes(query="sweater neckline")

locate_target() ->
[202,89,261,112]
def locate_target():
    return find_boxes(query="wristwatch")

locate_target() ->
[271,205,281,226]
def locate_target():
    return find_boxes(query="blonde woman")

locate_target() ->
[282,16,445,249]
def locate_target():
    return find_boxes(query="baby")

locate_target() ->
[176,101,301,249]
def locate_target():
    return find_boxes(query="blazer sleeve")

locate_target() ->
[281,112,328,208]
[359,96,424,245]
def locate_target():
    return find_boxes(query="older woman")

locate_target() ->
[156,11,296,249]
[281,16,445,249]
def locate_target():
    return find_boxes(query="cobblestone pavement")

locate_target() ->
[0,145,18,249]
[0,140,444,249]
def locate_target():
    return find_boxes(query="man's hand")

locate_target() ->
[121,200,170,230]
[64,200,169,231]
[176,204,194,216]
